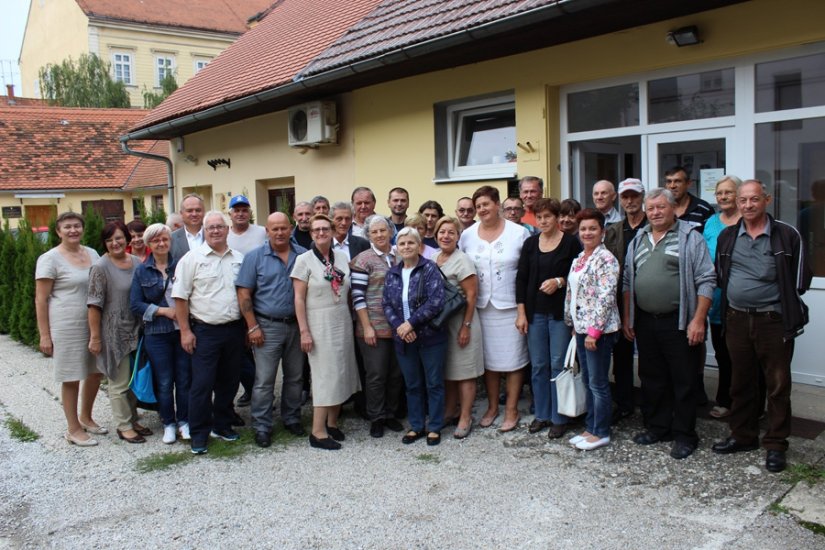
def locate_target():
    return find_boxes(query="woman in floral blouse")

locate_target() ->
[564,209,621,451]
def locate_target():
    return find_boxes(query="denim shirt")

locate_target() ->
[129,254,178,335]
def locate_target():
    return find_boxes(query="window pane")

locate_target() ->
[756,53,825,113]
[568,83,639,132]
[755,117,825,276]
[648,68,734,123]
[456,109,515,167]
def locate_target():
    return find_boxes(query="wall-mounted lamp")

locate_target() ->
[207,158,231,170]
[666,25,700,47]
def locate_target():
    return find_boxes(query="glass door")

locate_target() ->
[570,136,640,207]
[646,128,733,205]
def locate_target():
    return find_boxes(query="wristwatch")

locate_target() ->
[463,321,472,328]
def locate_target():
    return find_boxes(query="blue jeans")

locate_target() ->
[576,332,618,439]
[143,331,191,426]
[395,340,446,433]
[527,314,571,424]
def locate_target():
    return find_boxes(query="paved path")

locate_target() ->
[0,335,823,549]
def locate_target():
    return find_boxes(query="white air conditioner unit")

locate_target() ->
[288,101,337,146]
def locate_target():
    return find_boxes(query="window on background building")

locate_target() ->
[434,92,517,181]
[155,55,175,86]
[112,52,133,85]
[755,117,825,277]
[755,52,825,113]
[567,83,639,132]
[193,58,211,74]
[152,195,164,213]
[648,68,735,123]
[132,198,143,219]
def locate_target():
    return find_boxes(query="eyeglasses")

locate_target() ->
[456,208,474,214]
[205,225,227,232]
[503,207,523,213]
[311,227,332,234]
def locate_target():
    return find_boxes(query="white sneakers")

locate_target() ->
[178,422,191,441]
[163,424,177,444]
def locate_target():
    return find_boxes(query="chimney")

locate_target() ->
[5,84,14,98]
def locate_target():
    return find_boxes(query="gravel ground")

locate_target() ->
[0,334,823,549]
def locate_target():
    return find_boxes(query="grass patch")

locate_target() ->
[135,424,305,473]
[799,520,825,536]
[768,502,789,515]
[783,463,825,486]
[5,416,39,442]
[136,452,193,473]
[415,453,440,464]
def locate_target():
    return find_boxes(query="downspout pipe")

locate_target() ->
[121,141,176,215]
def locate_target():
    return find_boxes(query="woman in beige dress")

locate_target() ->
[35,212,102,446]
[431,216,483,439]
[292,214,360,450]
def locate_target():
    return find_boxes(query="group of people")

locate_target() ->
[34,169,811,473]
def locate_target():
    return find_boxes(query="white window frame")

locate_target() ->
[434,92,517,182]
[193,57,211,74]
[111,51,134,86]
[155,55,176,87]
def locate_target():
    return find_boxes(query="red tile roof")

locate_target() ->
[130,0,382,131]
[1,95,47,107]
[75,0,274,34]
[301,0,559,76]
[0,106,168,191]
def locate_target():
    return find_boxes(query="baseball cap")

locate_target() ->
[229,195,251,208]
[618,178,644,195]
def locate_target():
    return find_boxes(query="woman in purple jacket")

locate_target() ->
[383,227,446,445]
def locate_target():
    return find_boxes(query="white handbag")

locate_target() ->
[552,336,587,418]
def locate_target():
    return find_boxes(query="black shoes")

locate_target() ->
[547,424,568,439]
[670,441,695,460]
[632,430,673,445]
[210,428,240,441]
[309,434,341,450]
[284,423,306,437]
[426,432,441,446]
[236,392,251,407]
[255,431,271,448]
[402,430,425,444]
[370,420,385,438]
[528,419,552,434]
[384,418,404,432]
[711,437,759,454]
[326,425,345,441]
[765,450,787,473]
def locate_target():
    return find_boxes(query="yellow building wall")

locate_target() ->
[0,191,146,231]
[351,0,825,208]
[170,93,357,224]
[94,25,232,107]
[19,0,89,97]
[169,0,825,217]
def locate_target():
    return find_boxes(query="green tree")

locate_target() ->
[81,206,105,256]
[142,72,178,109]
[10,221,44,347]
[0,222,14,334]
[38,53,130,108]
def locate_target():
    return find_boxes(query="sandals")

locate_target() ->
[79,421,108,435]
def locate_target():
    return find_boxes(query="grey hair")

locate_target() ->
[166,212,183,227]
[363,214,390,236]
[293,201,312,212]
[203,210,230,227]
[331,201,353,215]
[396,226,422,246]
[518,176,544,192]
[742,179,768,194]
[716,174,743,190]
[310,195,329,207]
[143,223,170,245]
[647,187,676,206]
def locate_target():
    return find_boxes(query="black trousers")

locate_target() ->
[635,310,699,446]
[611,335,635,413]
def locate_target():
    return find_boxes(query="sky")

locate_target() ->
[0,1,31,93]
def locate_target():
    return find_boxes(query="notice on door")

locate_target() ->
[700,168,725,204]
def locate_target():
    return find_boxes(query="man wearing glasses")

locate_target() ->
[173,211,246,455]
[455,197,476,230]
[502,197,538,235]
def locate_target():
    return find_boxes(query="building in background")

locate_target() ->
[18,0,272,106]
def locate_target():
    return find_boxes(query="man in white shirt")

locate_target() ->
[226,195,267,254]
[170,193,205,260]
[173,211,245,455]
[331,201,370,261]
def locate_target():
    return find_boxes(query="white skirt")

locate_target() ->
[477,304,528,372]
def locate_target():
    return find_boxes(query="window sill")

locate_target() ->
[433,172,516,184]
